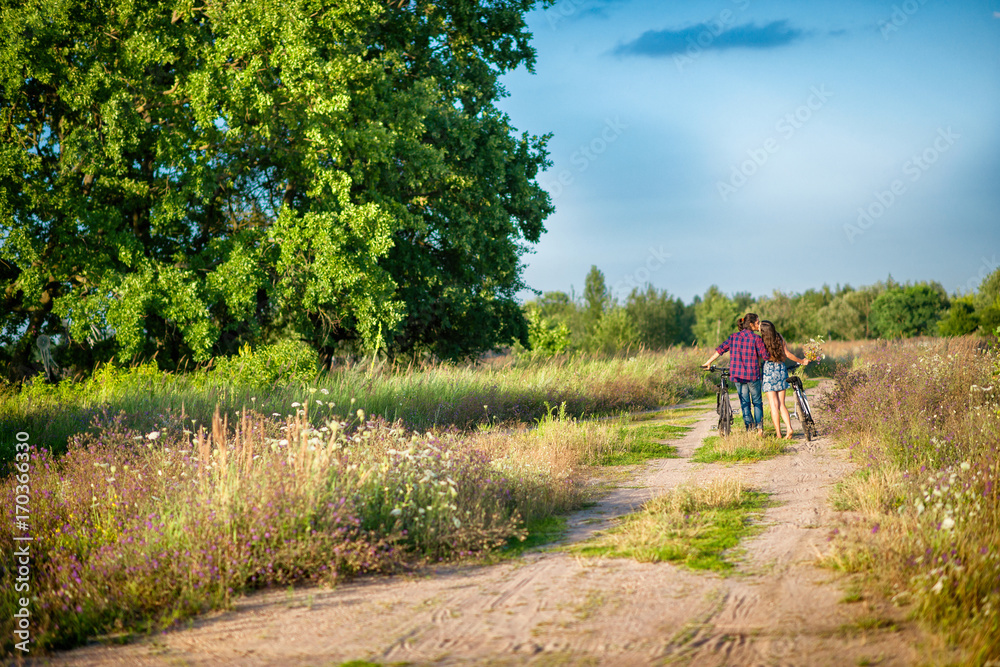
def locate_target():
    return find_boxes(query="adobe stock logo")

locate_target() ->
[879,0,931,39]
[844,127,960,244]
[544,0,589,30]
[717,85,833,201]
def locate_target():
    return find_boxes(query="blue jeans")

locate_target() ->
[734,380,763,430]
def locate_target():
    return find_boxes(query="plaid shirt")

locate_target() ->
[716,329,768,382]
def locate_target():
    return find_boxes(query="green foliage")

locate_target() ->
[816,291,866,340]
[937,295,979,337]
[753,287,835,342]
[523,275,692,353]
[524,308,571,356]
[583,265,609,330]
[692,285,740,347]
[212,339,319,387]
[624,285,683,349]
[530,290,590,348]
[969,268,1000,335]
[0,0,552,372]
[870,283,949,338]
[589,307,637,354]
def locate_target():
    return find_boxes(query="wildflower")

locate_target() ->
[940,516,955,530]
[291,402,301,408]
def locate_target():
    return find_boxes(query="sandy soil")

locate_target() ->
[39,383,931,666]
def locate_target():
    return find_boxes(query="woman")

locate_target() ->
[702,313,769,435]
[759,320,809,439]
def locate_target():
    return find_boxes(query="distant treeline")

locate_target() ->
[523,266,1000,355]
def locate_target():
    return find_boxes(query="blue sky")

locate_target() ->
[498,0,1000,303]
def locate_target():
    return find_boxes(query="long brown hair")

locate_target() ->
[737,313,760,332]
[759,320,785,362]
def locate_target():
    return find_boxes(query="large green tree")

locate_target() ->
[0,0,552,373]
[870,283,948,339]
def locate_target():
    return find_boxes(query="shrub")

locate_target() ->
[820,337,999,661]
[212,339,319,387]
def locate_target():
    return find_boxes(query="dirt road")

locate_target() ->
[44,385,927,666]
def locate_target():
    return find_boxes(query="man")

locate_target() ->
[701,313,768,435]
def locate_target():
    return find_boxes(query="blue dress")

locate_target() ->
[762,360,789,392]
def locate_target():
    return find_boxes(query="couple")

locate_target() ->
[701,313,808,439]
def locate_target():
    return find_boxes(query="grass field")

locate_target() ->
[0,348,713,464]
[3,337,994,661]
[0,348,712,654]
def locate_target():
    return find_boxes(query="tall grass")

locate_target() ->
[1,400,623,653]
[819,336,999,663]
[0,348,712,463]
[0,348,715,655]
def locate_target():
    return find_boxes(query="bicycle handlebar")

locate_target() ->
[703,365,730,375]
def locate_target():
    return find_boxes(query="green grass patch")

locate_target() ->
[567,478,769,572]
[629,423,690,438]
[692,434,789,463]
[501,516,569,557]
[631,406,707,422]
[598,423,690,466]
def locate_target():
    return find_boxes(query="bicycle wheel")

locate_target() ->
[795,390,812,442]
[799,391,819,440]
[719,389,733,436]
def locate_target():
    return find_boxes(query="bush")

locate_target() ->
[212,339,319,387]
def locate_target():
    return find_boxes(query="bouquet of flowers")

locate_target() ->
[803,336,826,362]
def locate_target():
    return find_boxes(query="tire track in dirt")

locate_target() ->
[41,382,929,666]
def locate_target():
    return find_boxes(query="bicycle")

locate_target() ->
[785,364,818,441]
[704,365,734,436]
